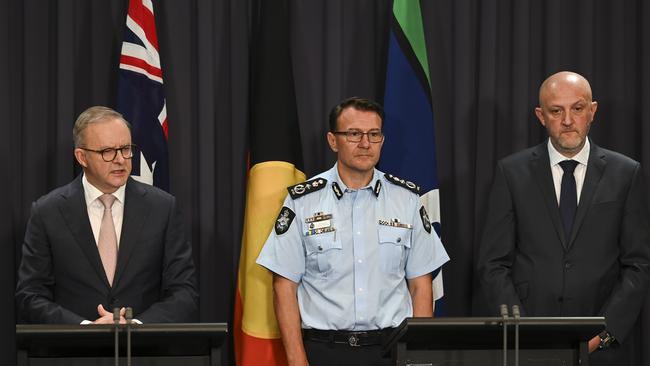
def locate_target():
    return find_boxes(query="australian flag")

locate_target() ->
[117,0,169,191]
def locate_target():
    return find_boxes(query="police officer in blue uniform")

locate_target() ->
[257,97,449,366]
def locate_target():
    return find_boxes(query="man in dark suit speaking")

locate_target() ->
[478,71,650,365]
[16,106,198,324]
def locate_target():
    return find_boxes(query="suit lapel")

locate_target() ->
[530,142,568,249]
[59,175,111,287]
[569,143,605,246]
[113,178,149,288]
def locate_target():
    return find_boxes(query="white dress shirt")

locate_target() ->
[548,138,590,205]
[82,175,125,247]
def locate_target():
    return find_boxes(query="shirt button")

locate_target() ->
[358,259,363,263]
[358,288,363,292]
[357,231,361,235]
[396,237,401,243]
[564,262,571,269]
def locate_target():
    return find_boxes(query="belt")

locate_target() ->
[302,328,391,347]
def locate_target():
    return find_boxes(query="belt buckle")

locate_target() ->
[348,334,359,347]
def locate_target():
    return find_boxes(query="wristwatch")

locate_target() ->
[598,330,615,349]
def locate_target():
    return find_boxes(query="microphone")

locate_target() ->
[113,308,121,366]
[125,307,133,366]
[512,305,521,366]
[500,304,509,366]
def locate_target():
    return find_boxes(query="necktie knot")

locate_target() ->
[98,194,116,210]
[559,160,579,174]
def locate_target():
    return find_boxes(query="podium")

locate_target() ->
[384,317,604,366]
[16,323,228,366]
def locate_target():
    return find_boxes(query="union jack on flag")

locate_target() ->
[117,0,169,191]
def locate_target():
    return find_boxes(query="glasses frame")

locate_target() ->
[332,130,384,143]
[79,144,136,162]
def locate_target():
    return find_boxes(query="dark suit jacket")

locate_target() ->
[16,176,198,324]
[478,140,650,364]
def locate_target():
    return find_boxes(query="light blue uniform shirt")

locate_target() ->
[256,164,449,330]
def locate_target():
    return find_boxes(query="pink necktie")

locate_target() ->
[98,194,118,286]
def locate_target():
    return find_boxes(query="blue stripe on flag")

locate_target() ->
[379,23,445,316]
[379,32,438,191]
[117,66,169,190]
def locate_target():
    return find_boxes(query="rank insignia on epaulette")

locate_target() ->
[288,178,327,199]
[385,174,421,195]
[419,206,432,233]
[275,206,295,235]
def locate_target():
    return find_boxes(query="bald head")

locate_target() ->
[539,71,593,106]
[534,71,597,158]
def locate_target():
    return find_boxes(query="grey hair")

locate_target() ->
[72,106,131,147]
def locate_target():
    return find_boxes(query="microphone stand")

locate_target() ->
[125,307,133,366]
[512,305,520,366]
[113,308,120,366]
[500,304,509,366]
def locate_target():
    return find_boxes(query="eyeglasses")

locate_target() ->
[332,130,384,143]
[79,144,136,162]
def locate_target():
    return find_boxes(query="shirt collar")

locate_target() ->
[330,163,382,198]
[548,137,590,167]
[82,174,126,207]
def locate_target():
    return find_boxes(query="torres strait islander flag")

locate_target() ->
[117,0,169,190]
[234,1,301,365]
[378,0,446,315]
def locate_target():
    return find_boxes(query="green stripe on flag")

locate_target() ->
[392,0,430,86]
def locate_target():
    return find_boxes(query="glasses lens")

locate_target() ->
[121,145,134,159]
[101,148,117,162]
[344,131,360,142]
[368,132,383,142]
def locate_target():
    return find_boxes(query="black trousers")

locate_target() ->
[303,338,392,366]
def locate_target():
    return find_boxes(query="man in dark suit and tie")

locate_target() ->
[478,71,650,365]
[16,106,198,324]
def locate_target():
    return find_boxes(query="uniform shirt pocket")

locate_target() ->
[304,231,342,276]
[377,225,412,273]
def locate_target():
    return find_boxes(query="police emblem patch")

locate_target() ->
[275,206,296,235]
[420,206,432,233]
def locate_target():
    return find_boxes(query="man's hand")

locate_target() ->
[588,335,600,353]
[93,304,126,324]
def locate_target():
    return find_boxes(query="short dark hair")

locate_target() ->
[328,97,384,132]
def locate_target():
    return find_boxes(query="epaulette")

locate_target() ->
[287,178,328,199]
[384,173,421,195]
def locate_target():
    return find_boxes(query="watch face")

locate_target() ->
[598,331,614,349]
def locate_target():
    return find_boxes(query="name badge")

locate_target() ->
[378,218,412,229]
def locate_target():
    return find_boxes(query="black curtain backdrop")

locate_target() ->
[2,0,649,364]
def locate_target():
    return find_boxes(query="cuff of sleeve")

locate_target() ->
[256,260,302,283]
